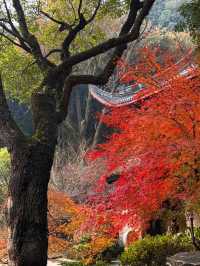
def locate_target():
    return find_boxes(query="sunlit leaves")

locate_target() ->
[0,42,42,103]
[47,189,114,263]
[87,47,200,236]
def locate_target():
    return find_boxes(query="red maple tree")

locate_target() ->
[87,47,200,236]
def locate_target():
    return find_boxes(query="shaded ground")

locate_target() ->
[0,259,121,265]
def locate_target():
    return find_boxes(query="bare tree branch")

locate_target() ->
[86,0,101,24]
[45,49,62,59]
[68,0,77,22]
[0,4,32,54]
[58,0,155,70]
[55,74,109,123]
[78,0,83,18]
[4,0,55,70]
[0,21,23,40]
[61,0,102,59]
[19,48,62,74]
[0,31,30,51]
[12,0,30,39]
[3,0,20,36]
[40,10,72,32]
[92,0,143,85]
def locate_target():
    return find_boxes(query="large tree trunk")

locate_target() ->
[7,93,57,266]
[7,141,55,266]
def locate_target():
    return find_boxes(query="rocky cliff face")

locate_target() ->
[149,0,187,29]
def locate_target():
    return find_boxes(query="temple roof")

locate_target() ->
[89,52,196,107]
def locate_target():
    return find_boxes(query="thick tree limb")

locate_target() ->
[0,17,32,53]
[40,10,73,32]
[12,0,30,39]
[86,0,101,24]
[0,31,30,52]
[56,0,155,122]
[57,71,114,122]
[0,21,28,44]
[3,0,21,38]
[0,75,24,148]
[93,0,143,85]
[45,49,62,59]
[78,0,83,18]
[57,0,155,72]
[4,0,55,71]
[61,0,101,59]
[1,0,40,54]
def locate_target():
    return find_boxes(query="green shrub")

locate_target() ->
[193,227,200,240]
[0,148,10,204]
[120,234,193,266]
[0,148,10,174]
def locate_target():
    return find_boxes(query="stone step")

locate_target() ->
[167,252,200,266]
[110,260,121,265]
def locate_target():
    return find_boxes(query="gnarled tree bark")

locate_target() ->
[6,93,57,266]
[7,141,55,266]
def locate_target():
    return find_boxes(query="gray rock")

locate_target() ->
[167,252,200,266]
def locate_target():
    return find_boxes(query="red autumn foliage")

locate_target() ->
[87,47,200,237]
